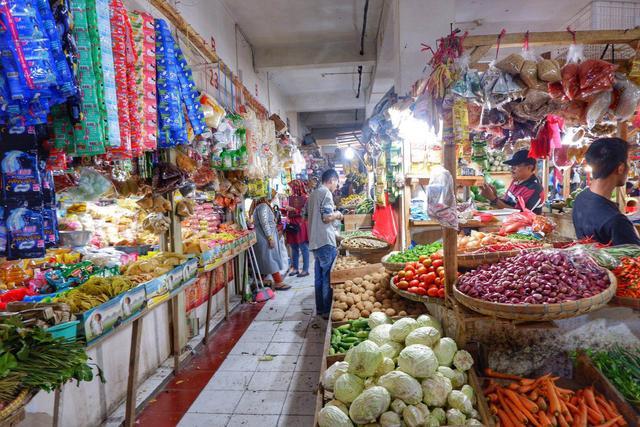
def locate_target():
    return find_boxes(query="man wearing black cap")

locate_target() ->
[480,149,543,214]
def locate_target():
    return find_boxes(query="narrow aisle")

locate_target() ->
[140,266,324,427]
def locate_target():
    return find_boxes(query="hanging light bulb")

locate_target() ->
[344,146,355,160]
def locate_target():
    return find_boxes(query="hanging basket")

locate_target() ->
[452,271,617,321]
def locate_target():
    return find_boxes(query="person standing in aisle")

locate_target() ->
[285,179,310,277]
[250,194,291,291]
[307,169,343,318]
[573,137,640,246]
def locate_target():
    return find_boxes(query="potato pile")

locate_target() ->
[332,268,425,321]
[334,256,369,271]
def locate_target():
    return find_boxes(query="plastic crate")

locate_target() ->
[47,320,80,341]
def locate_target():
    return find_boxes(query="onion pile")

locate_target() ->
[457,251,611,304]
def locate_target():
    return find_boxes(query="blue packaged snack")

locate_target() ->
[41,169,55,206]
[42,207,58,247]
[1,149,42,201]
[0,206,7,257]
[6,204,45,259]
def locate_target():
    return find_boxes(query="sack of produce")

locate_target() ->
[495,53,525,75]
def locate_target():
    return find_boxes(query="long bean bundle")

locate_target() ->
[588,346,640,405]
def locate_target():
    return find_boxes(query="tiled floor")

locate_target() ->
[170,269,321,427]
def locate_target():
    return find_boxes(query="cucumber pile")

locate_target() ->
[329,318,370,355]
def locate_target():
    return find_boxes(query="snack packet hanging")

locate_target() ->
[585,90,612,129]
[6,204,46,260]
[612,73,640,121]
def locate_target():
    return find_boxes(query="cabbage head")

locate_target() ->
[437,366,465,389]
[430,407,446,424]
[378,370,423,404]
[433,337,457,367]
[389,317,417,342]
[368,312,391,329]
[335,373,364,403]
[416,314,443,334]
[326,400,348,415]
[421,372,452,407]
[379,411,401,427]
[349,386,391,424]
[466,419,483,426]
[346,340,383,378]
[405,327,441,347]
[415,402,430,419]
[379,341,403,360]
[323,361,349,391]
[425,416,440,427]
[402,405,425,427]
[461,384,475,403]
[446,408,466,425]
[376,357,395,376]
[369,324,392,346]
[318,405,354,427]
[390,398,406,414]
[453,350,474,372]
[448,390,473,415]
[397,344,438,379]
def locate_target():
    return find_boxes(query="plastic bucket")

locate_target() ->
[47,320,80,341]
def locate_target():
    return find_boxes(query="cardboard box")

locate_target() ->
[144,274,170,309]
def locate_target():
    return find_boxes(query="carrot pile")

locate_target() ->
[483,368,627,427]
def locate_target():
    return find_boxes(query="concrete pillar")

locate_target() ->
[395,0,456,95]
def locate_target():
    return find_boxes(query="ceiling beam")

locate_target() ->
[255,40,376,71]
[287,91,366,112]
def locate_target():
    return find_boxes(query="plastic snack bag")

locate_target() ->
[585,90,612,129]
[537,59,561,82]
[578,59,616,100]
[612,73,640,121]
[496,53,525,75]
[426,167,458,229]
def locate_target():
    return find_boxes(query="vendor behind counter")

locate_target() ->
[573,137,640,246]
[481,149,543,214]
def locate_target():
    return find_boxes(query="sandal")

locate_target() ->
[297,271,309,277]
[289,270,300,277]
[274,283,292,290]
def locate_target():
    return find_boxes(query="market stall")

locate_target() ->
[316,26,640,427]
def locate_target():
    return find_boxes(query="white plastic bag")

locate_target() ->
[427,167,458,230]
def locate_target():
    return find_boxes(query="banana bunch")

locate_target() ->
[55,276,136,314]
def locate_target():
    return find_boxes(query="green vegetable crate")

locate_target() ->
[326,318,370,365]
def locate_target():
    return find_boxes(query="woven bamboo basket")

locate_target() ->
[381,251,406,272]
[390,279,446,306]
[457,246,546,269]
[452,271,617,321]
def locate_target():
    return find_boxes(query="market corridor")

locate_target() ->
[137,270,324,427]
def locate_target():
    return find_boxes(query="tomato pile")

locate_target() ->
[392,253,447,298]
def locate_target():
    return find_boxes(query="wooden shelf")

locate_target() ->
[405,175,483,186]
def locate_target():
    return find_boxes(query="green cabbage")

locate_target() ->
[397,344,438,379]
[405,327,441,347]
[453,350,474,372]
[379,411,401,427]
[437,366,465,388]
[416,314,443,334]
[466,418,483,426]
[425,416,440,427]
[390,398,406,414]
[379,341,403,360]
[378,371,423,404]
[461,384,475,403]
[349,386,391,424]
[430,407,446,424]
[448,390,473,415]
[346,340,383,378]
[368,312,391,329]
[369,324,393,346]
[318,405,354,427]
[335,373,364,403]
[433,337,457,367]
[389,317,417,342]
[421,372,452,407]
[326,399,349,415]
[376,357,395,376]
[402,405,425,427]
[323,361,349,391]
[446,408,466,425]
[415,402,430,419]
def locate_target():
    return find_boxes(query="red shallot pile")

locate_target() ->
[457,250,611,304]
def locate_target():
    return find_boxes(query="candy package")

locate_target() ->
[1,150,42,201]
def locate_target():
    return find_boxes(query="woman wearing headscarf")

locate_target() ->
[285,179,310,277]
[250,193,291,290]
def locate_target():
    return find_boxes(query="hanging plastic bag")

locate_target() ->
[585,90,612,129]
[537,59,561,83]
[372,192,398,245]
[496,53,525,75]
[612,73,640,121]
[61,168,113,201]
[426,167,458,229]
[578,59,617,100]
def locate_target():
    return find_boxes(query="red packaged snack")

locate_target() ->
[547,81,567,101]
[561,63,580,100]
[577,59,616,99]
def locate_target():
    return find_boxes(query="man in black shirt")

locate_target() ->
[573,137,640,246]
